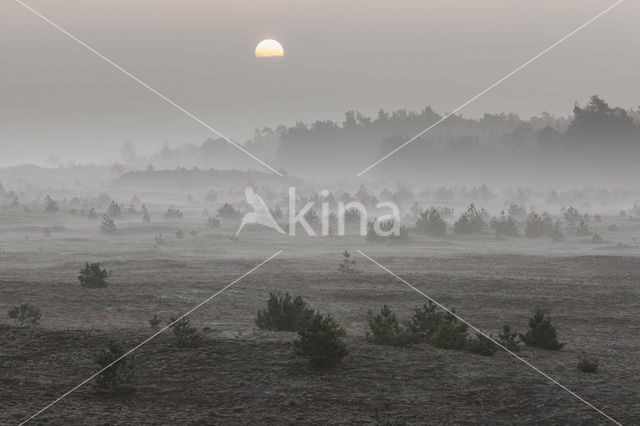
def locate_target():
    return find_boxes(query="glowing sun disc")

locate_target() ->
[255,39,284,58]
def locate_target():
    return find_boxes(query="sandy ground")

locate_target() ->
[1,210,639,424]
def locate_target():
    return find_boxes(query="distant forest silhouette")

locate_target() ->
[121,96,640,184]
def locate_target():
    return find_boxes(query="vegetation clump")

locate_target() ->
[366,305,417,346]
[429,312,469,350]
[217,203,241,219]
[577,357,599,373]
[490,212,519,236]
[93,340,135,396]
[407,302,445,341]
[453,204,486,234]
[169,317,203,347]
[415,207,447,236]
[44,195,59,213]
[255,293,314,332]
[8,302,41,325]
[525,212,551,238]
[520,309,563,350]
[293,311,348,368]
[338,250,361,275]
[164,206,183,219]
[100,214,117,235]
[467,333,497,356]
[78,262,109,288]
[149,315,162,328]
[107,201,122,217]
[497,324,521,351]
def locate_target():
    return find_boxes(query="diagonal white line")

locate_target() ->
[13,0,282,176]
[356,250,622,425]
[356,0,626,176]
[18,250,283,425]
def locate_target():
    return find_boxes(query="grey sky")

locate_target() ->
[0,0,637,166]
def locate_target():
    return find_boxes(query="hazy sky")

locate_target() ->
[1,0,638,166]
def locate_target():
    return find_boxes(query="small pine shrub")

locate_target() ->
[415,207,447,236]
[366,305,416,346]
[207,216,220,228]
[490,212,519,236]
[217,203,241,219]
[453,204,486,234]
[149,315,162,328]
[520,309,563,350]
[44,195,59,213]
[550,220,563,241]
[467,333,497,356]
[525,212,553,238]
[164,206,183,219]
[497,324,520,352]
[93,340,135,396]
[107,202,122,217]
[407,301,444,341]
[255,293,314,332]
[577,357,599,373]
[78,262,109,288]
[429,315,468,350]
[592,233,603,243]
[175,229,184,239]
[142,205,151,223]
[169,317,203,347]
[100,215,117,235]
[8,303,41,325]
[293,312,348,368]
[576,220,592,236]
[338,250,361,275]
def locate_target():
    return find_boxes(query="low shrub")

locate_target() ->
[293,312,348,368]
[453,204,486,234]
[366,305,417,346]
[497,324,520,352]
[577,357,599,373]
[525,212,553,238]
[93,340,135,396]
[520,309,563,350]
[169,317,203,347]
[490,212,519,236]
[78,262,109,288]
[100,215,117,235]
[217,203,241,219]
[164,206,183,219]
[338,250,361,275]
[467,333,497,356]
[8,303,41,325]
[107,201,122,217]
[429,314,468,350]
[407,301,444,341]
[44,195,59,213]
[149,315,162,328]
[255,293,314,332]
[415,207,447,236]
[576,220,592,236]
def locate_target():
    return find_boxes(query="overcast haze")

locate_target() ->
[1,0,638,166]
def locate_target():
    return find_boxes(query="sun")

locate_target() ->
[255,39,284,59]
